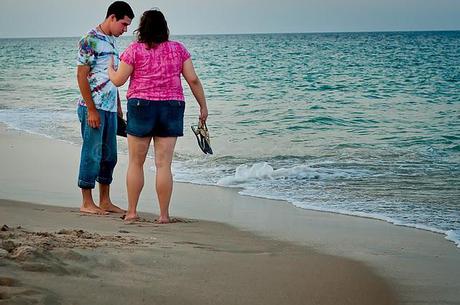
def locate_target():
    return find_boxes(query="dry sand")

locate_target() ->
[1,124,459,304]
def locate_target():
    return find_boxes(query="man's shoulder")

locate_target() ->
[79,28,107,44]
[78,29,97,44]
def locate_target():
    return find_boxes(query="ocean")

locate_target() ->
[0,31,459,247]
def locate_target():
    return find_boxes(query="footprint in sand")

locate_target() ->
[0,276,59,304]
[0,277,18,287]
[0,277,34,301]
[0,277,17,300]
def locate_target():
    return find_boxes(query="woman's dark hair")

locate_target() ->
[134,9,169,49]
[106,1,134,20]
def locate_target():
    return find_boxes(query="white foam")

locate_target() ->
[178,160,460,248]
[217,162,274,185]
[446,230,460,247]
[216,161,371,187]
[0,109,79,145]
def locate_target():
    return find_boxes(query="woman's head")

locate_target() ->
[135,9,169,49]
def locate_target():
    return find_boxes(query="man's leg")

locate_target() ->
[97,110,125,213]
[153,136,177,223]
[81,189,107,215]
[99,183,124,213]
[77,106,108,215]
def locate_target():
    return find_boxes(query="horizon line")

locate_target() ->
[0,28,459,40]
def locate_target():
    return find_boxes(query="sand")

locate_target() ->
[0,124,459,304]
[0,200,396,305]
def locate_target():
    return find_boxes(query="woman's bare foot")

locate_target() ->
[121,213,140,224]
[155,217,180,224]
[99,201,126,213]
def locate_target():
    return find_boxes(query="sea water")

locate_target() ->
[0,31,458,247]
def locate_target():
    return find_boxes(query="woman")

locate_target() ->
[108,9,208,223]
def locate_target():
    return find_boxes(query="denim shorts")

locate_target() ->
[127,99,185,137]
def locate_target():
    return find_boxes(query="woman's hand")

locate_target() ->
[199,105,208,123]
[108,56,115,70]
[108,59,133,87]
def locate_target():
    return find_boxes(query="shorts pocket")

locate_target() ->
[166,101,185,120]
[127,99,151,119]
[165,100,185,108]
[127,98,151,107]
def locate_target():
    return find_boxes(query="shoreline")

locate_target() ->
[1,124,460,304]
[4,122,459,248]
[207,183,459,248]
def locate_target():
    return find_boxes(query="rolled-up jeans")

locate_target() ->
[77,105,117,189]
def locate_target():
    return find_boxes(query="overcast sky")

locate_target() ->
[1,0,459,38]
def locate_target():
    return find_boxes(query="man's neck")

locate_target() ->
[98,21,111,36]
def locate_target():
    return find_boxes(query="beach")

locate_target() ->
[0,124,399,305]
[1,200,396,305]
[1,124,459,305]
[2,33,459,248]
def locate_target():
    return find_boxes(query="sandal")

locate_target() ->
[117,115,127,137]
[191,120,213,154]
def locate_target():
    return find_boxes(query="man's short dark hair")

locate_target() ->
[106,1,134,20]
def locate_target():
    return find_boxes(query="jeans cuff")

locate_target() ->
[78,179,95,189]
[96,177,113,185]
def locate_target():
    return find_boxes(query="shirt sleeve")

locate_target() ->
[179,43,191,63]
[77,35,96,66]
[120,43,135,66]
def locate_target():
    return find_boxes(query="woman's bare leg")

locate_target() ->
[125,135,151,221]
[153,136,177,223]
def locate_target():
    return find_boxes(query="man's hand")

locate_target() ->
[87,108,101,128]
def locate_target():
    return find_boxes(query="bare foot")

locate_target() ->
[80,205,109,215]
[99,202,126,214]
[121,214,140,224]
[155,217,180,224]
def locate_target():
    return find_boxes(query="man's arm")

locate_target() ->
[77,65,100,128]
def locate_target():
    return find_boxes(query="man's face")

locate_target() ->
[110,15,132,37]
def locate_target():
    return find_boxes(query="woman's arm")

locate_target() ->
[182,58,208,122]
[108,58,133,87]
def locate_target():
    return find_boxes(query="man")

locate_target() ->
[76,1,134,214]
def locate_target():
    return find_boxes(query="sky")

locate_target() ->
[0,0,459,38]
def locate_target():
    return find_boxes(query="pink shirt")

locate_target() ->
[120,41,191,101]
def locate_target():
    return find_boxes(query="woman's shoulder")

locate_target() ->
[126,41,145,50]
[165,40,187,50]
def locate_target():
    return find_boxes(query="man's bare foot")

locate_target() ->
[99,202,126,213]
[80,205,109,215]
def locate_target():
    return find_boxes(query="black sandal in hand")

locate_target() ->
[191,120,213,154]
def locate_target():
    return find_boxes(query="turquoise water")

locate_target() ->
[0,31,459,246]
